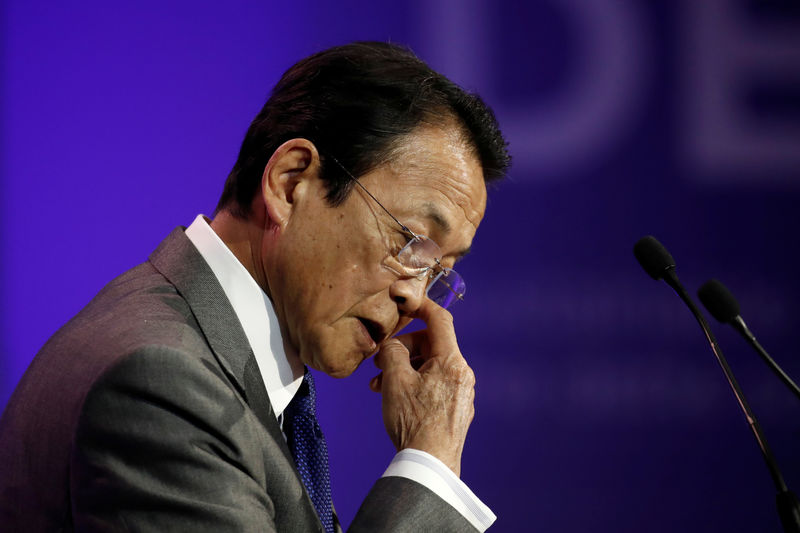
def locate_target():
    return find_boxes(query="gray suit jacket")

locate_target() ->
[0,227,477,532]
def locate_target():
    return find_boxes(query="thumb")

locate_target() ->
[374,338,412,374]
[369,373,382,392]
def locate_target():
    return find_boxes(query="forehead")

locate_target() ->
[362,125,487,254]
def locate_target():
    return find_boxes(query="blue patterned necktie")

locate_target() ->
[284,370,334,533]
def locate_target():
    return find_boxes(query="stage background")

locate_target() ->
[2,1,799,531]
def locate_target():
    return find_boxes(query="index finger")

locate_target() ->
[406,298,459,357]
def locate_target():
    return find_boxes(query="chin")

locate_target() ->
[324,367,355,379]
[307,347,366,379]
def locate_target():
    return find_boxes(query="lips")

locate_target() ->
[357,317,387,346]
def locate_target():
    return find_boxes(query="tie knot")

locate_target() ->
[285,369,317,420]
[292,370,316,416]
[303,370,316,401]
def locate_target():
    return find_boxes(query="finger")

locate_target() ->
[391,329,430,357]
[407,299,459,356]
[374,338,412,373]
[369,373,382,392]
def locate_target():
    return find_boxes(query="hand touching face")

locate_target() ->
[371,299,476,476]
[265,125,487,379]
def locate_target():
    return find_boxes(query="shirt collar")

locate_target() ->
[184,214,304,417]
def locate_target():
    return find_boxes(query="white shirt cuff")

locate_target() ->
[381,449,496,531]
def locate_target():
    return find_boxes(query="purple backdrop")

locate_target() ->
[3,1,799,531]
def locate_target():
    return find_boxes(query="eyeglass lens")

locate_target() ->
[397,235,465,309]
[426,269,465,309]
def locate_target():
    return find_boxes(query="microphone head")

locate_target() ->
[633,235,676,280]
[698,279,740,323]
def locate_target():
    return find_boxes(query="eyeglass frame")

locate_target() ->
[326,155,466,307]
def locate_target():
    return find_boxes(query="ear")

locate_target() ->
[260,138,321,229]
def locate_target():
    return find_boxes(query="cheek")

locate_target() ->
[321,235,393,295]
[315,260,388,314]
[294,268,401,378]
[292,258,373,327]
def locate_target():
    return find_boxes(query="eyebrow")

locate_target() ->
[332,155,473,262]
[421,202,471,261]
[422,202,451,235]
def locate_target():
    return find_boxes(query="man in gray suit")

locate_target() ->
[0,42,509,531]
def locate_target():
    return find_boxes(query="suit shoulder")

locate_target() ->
[2,259,219,451]
[80,343,245,431]
[46,259,212,362]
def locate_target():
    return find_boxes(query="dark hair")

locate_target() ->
[216,41,509,215]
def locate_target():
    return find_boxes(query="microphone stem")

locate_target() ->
[732,316,800,402]
[663,270,789,494]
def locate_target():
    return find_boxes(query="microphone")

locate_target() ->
[633,235,676,281]
[634,236,800,533]
[698,279,800,402]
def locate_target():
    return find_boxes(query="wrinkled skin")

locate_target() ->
[212,123,487,475]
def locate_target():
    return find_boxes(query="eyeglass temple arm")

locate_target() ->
[327,155,419,238]
[328,154,464,300]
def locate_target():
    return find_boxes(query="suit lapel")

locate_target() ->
[242,355,295,465]
[149,227,326,531]
[148,227,295,468]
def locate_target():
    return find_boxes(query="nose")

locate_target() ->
[390,275,428,315]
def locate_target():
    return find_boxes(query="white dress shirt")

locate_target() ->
[185,215,496,531]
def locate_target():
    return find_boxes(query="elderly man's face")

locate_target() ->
[270,125,487,378]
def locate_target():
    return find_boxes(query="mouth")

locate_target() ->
[357,317,387,347]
